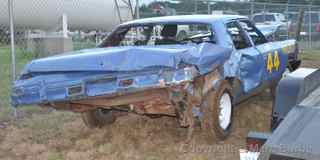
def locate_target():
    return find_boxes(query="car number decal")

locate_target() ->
[274,51,280,71]
[267,50,281,73]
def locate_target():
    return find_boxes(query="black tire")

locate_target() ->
[81,109,116,128]
[201,80,233,142]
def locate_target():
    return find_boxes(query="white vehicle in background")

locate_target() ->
[253,12,289,26]
[176,11,239,40]
[253,12,290,40]
[212,10,239,15]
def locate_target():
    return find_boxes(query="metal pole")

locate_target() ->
[263,3,266,22]
[128,0,135,18]
[286,1,290,39]
[136,0,140,19]
[250,1,254,20]
[8,0,15,82]
[194,0,198,14]
[207,1,210,15]
[114,0,123,23]
[62,14,68,38]
[308,5,312,48]
[8,0,17,117]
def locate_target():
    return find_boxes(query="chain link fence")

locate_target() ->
[0,1,9,47]
[0,0,136,114]
[141,0,320,49]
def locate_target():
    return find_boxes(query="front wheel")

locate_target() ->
[201,80,233,142]
[81,109,116,128]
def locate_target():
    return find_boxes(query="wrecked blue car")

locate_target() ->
[11,15,300,141]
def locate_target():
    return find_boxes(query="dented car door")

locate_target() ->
[238,20,289,83]
[226,21,264,93]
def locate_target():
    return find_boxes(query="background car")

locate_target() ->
[288,11,320,40]
[253,12,290,40]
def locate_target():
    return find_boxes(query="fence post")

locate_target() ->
[250,1,254,20]
[194,0,198,14]
[8,0,15,82]
[308,5,312,48]
[207,1,210,15]
[285,3,289,39]
[136,0,140,19]
[8,0,17,117]
[62,14,68,38]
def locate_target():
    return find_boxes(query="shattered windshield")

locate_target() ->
[101,23,215,47]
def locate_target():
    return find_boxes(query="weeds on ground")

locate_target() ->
[301,50,320,61]
[47,152,64,160]
[0,46,36,122]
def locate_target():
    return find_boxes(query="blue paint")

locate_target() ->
[11,15,298,106]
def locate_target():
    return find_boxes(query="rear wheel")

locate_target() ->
[201,81,233,141]
[81,109,116,128]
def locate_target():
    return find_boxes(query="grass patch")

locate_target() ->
[0,46,35,121]
[0,42,95,122]
[47,152,64,160]
[73,41,96,51]
[301,50,320,61]
[18,111,78,143]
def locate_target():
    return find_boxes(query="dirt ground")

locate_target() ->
[0,55,318,160]
[0,91,273,160]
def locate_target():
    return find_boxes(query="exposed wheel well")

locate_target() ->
[225,77,243,99]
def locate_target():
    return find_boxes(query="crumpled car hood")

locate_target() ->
[21,43,231,76]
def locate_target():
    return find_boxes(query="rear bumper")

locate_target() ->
[11,69,196,106]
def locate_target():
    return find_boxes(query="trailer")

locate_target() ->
[241,68,320,160]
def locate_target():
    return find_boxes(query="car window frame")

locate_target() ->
[99,22,217,47]
[225,20,253,50]
[236,19,268,47]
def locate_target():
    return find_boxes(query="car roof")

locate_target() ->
[121,15,248,26]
